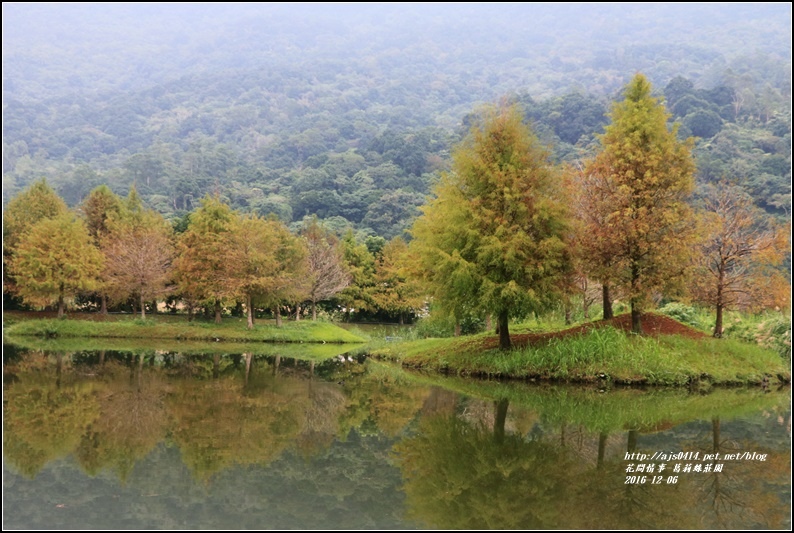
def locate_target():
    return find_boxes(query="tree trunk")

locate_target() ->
[454,319,461,337]
[244,353,253,387]
[627,429,638,452]
[485,314,492,332]
[602,284,613,320]
[399,313,404,325]
[214,299,222,324]
[57,283,65,318]
[597,432,608,469]
[312,298,317,321]
[274,305,282,327]
[498,310,511,350]
[714,271,724,338]
[714,303,724,338]
[630,301,642,334]
[187,302,194,322]
[140,292,146,319]
[246,293,254,330]
[564,302,572,325]
[295,304,301,321]
[100,293,108,315]
[494,398,509,444]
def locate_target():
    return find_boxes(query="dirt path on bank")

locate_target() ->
[481,313,708,350]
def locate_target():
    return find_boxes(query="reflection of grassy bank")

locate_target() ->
[366,360,789,433]
[3,335,356,360]
[370,326,789,385]
[4,317,365,344]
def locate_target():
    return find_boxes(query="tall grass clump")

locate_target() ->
[658,302,712,332]
[723,312,792,360]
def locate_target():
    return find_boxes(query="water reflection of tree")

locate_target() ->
[295,378,347,458]
[168,357,308,481]
[74,354,168,481]
[3,352,100,477]
[393,402,578,529]
[694,417,790,529]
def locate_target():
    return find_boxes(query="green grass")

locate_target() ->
[369,326,789,386]
[3,316,366,344]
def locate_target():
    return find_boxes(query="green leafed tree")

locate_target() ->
[585,73,696,333]
[412,104,571,349]
[3,178,69,299]
[10,213,104,317]
[372,237,423,324]
[336,230,377,320]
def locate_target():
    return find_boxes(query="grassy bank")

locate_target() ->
[3,317,366,344]
[370,326,789,386]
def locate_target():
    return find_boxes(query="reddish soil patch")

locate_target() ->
[482,312,707,350]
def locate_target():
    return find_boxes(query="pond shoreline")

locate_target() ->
[2,316,366,344]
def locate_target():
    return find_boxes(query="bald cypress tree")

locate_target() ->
[586,74,696,333]
[412,105,570,349]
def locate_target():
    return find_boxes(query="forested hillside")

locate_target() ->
[3,3,791,240]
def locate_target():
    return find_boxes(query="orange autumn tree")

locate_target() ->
[692,183,790,337]
[585,74,696,333]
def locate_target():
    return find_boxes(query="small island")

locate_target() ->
[369,313,789,386]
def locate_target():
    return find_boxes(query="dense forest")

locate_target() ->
[3,4,790,236]
[2,4,791,329]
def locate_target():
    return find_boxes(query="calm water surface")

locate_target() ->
[3,343,791,529]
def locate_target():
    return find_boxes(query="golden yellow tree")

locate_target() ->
[412,104,570,349]
[10,213,104,317]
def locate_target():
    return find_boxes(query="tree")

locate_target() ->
[586,74,696,333]
[3,178,68,251]
[173,195,237,323]
[372,237,423,324]
[412,104,570,349]
[570,163,621,320]
[301,218,350,321]
[692,183,789,337]
[336,230,377,320]
[226,214,308,329]
[10,213,103,317]
[3,179,69,299]
[80,185,124,314]
[102,190,174,318]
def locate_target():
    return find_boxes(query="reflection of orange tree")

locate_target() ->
[393,412,579,529]
[695,418,790,529]
[168,371,308,481]
[341,364,431,438]
[74,356,169,482]
[3,353,100,477]
[295,379,348,458]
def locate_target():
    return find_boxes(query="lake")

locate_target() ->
[3,343,790,529]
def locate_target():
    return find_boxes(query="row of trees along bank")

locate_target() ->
[3,75,789,342]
